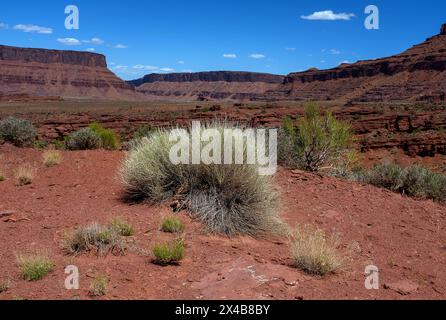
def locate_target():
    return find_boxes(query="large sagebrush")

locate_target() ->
[120,123,281,237]
[0,117,37,147]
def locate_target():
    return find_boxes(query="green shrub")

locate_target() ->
[291,226,343,276]
[89,276,108,297]
[133,124,154,140]
[360,163,446,203]
[66,128,102,150]
[152,240,185,265]
[34,140,48,150]
[0,175,4,182]
[108,217,134,237]
[89,123,121,150]
[16,251,54,281]
[279,105,352,172]
[0,117,37,147]
[161,216,185,233]
[62,222,125,256]
[120,123,281,237]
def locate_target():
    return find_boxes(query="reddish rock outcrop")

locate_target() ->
[267,24,446,103]
[0,45,139,101]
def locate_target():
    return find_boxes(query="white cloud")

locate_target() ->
[0,23,8,29]
[177,60,185,64]
[223,53,237,59]
[249,53,266,59]
[182,69,193,73]
[286,47,296,51]
[159,68,175,72]
[330,49,341,55]
[301,10,355,21]
[57,38,81,45]
[117,65,175,74]
[133,65,159,71]
[86,48,95,52]
[83,38,104,45]
[114,44,128,49]
[14,24,53,34]
[339,60,350,65]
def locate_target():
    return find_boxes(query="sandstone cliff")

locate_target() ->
[0,45,139,101]
[130,71,284,101]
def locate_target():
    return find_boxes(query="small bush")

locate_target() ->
[161,216,185,233]
[0,175,4,182]
[66,128,102,150]
[0,117,37,147]
[152,239,185,265]
[108,217,134,237]
[359,164,446,203]
[62,222,124,256]
[42,150,62,167]
[89,123,121,150]
[0,279,10,293]
[16,251,54,281]
[291,226,343,276]
[14,164,36,186]
[133,124,154,140]
[89,276,108,297]
[34,140,48,150]
[279,104,352,172]
[120,122,281,237]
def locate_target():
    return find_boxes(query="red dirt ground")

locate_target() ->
[0,144,445,300]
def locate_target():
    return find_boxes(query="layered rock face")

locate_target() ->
[130,71,284,101]
[268,24,446,103]
[0,45,138,101]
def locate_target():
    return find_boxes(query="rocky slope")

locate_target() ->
[130,71,284,101]
[0,45,139,101]
[268,24,446,103]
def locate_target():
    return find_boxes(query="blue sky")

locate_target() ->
[1,0,445,80]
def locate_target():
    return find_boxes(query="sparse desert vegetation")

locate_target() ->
[66,127,102,151]
[108,217,135,237]
[152,239,186,265]
[89,276,108,297]
[42,149,62,167]
[0,117,37,147]
[161,215,185,233]
[290,226,343,276]
[89,123,121,150]
[16,251,54,281]
[14,164,36,186]
[0,279,10,293]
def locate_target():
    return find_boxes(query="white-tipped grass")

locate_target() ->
[16,250,54,281]
[14,164,36,186]
[42,149,62,167]
[108,217,134,237]
[120,121,282,237]
[89,276,108,297]
[290,225,343,276]
[62,222,125,256]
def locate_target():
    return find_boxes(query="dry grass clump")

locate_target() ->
[161,215,185,233]
[152,239,185,265]
[290,225,343,276]
[89,276,108,297]
[120,122,281,237]
[108,217,134,237]
[14,164,36,186]
[62,222,125,256]
[0,166,5,182]
[42,149,62,167]
[16,250,54,281]
[0,279,10,293]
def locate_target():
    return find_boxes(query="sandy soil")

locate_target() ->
[0,144,445,300]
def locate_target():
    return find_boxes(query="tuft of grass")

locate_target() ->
[14,164,36,186]
[0,279,10,293]
[89,276,108,297]
[42,150,62,167]
[89,123,121,150]
[62,222,125,256]
[108,217,134,237]
[290,226,343,277]
[161,216,185,233]
[0,117,37,147]
[0,167,5,182]
[120,122,281,237]
[152,239,185,265]
[16,251,54,281]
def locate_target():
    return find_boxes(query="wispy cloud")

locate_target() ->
[86,48,95,52]
[0,23,8,29]
[330,49,341,55]
[249,53,266,59]
[223,53,237,59]
[286,47,296,51]
[301,10,355,21]
[115,65,175,74]
[57,38,81,45]
[14,24,53,34]
[177,60,185,64]
[114,44,128,49]
[83,38,104,45]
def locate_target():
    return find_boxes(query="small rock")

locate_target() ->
[384,280,419,295]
